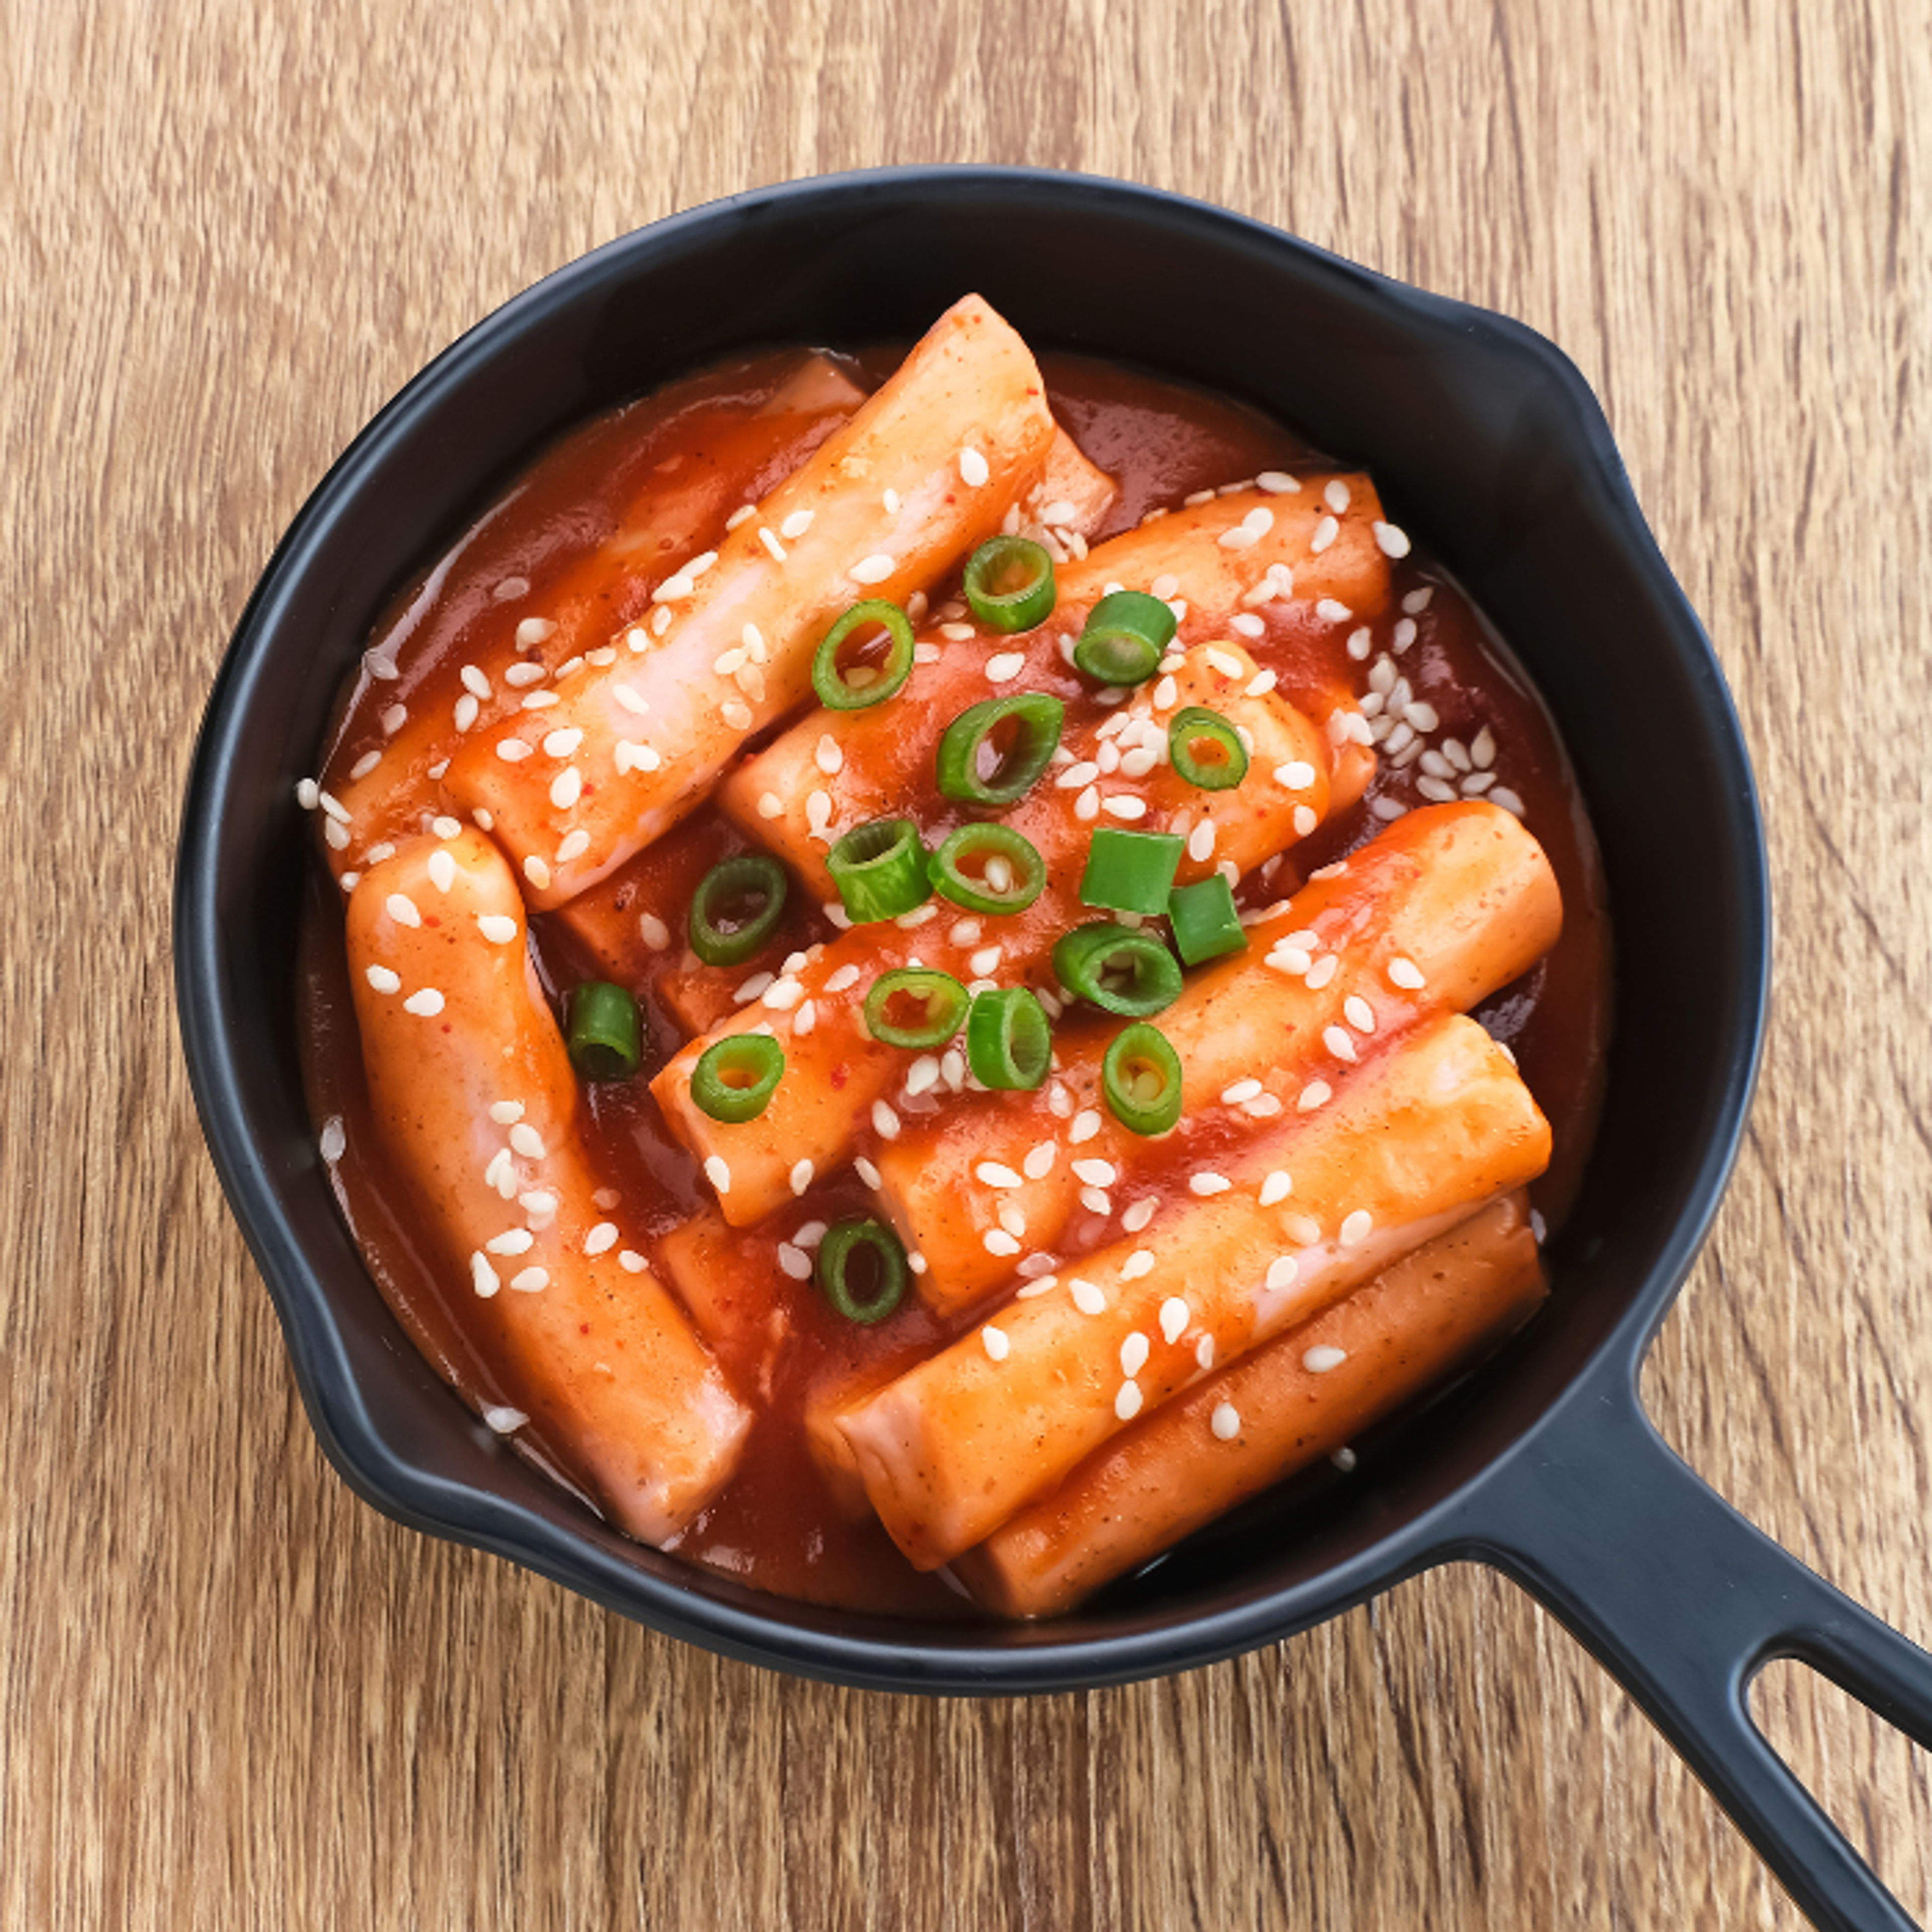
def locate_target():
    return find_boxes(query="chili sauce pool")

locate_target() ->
[298,348,1612,1616]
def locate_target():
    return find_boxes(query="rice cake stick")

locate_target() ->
[442,295,1059,907]
[346,829,751,1541]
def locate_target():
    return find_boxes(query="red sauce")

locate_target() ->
[298,347,1612,1616]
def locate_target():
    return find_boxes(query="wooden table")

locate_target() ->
[5,1,1928,1923]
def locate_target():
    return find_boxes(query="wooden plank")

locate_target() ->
[1,0,1927,1924]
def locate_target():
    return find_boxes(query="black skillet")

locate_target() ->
[174,169,1932,1930]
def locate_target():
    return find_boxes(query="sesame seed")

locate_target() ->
[509,1266,549,1294]
[985,651,1027,684]
[1297,1080,1332,1111]
[871,1101,901,1141]
[976,1161,1024,1190]
[364,963,401,995]
[1121,1197,1156,1233]
[1080,1187,1112,1216]
[886,489,903,516]
[1101,795,1148,822]
[1263,1254,1300,1294]
[1259,1171,1294,1208]
[347,749,381,781]
[895,904,936,929]
[1388,956,1426,991]
[521,689,559,710]
[814,734,844,777]
[618,1250,647,1273]
[851,553,895,585]
[638,913,670,952]
[703,1155,732,1194]
[777,1242,812,1280]
[1015,1142,1056,1183]
[1373,521,1412,558]
[1490,786,1526,817]
[1115,1381,1144,1421]
[1152,675,1178,712]
[727,503,757,531]
[959,447,991,487]
[1339,1209,1375,1249]
[504,1124,545,1162]
[1221,1078,1263,1105]
[520,1189,558,1222]
[1159,1298,1190,1345]
[400,987,444,1019]
[1063,1278,1104,1317]
[733,972,774,1004]
[1015,1275,1058,1300]
[1118,1332,1151,1378]
[1121,1250,1155,1281]
[904,1055,939,1097]
[761,976,804,1012]
[496,738,532,764]
[549,769,584,812]
[1315,599,1352,624]
[1304,1344,1349,1374]
[471,1253,500,1298]
[1074,786,1101,822]
[984,1229,1021,1257]
[486,1227,534,1257]
[484,1149,514,1196]
[722,700,754,731]
[1470,726,1496,767]
[1271,761,1316,793]
[1323,1025,1358,1064]
[1203,646,1245,679]
[488,1102,525,1129]
[384,891,421,929]
[523,856,552,892]
[1071,1158,1117,1187]
[1069,1109,1102,1145]
[1310,515,1338,554]
[579,1222,617,1258]
[651,606,673,635]
[824,964,861,995]
[948,918,984,947]
[755,791,784,821]
[1256,470,1300,495]
[1305,954,1339,990]
[1416,775,1458,804]
[778,507,816,540]
[1189,1172,1232,1196]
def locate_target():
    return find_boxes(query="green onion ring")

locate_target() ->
[1052,921,1184,1017]
[688,853,789,967]
[863,968,971,1050]
[1078,827,1185,916]
[929,824,1046,915]
[690,1032,785,1122]
[935,692,1064,806]
[965,987,1053,1090]
[565,982,643,1082]
[1073,590,1178,686]
[812,599,916,711]
[826,817,931,923]
[1102,1022,1184,1135]
[816,1217,909,1325]
[962,535,1057,633]
[1168,705,1250,790]
[1168,873,1249,966]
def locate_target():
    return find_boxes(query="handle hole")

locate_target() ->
[1749,1658,1932,1919]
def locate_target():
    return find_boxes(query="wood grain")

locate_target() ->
[3,0,1929,1924]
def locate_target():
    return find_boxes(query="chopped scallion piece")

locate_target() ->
[935,692,1064,807]
[812,599,916,710]
[962,536,1057,633]
[1168,705,1249,790]
[816,1217,909,1324]
[1168,874,1249,965]
[965,986,1053,1090]
[1102,1022,1184,1135]
[565,982,643,1082]
[864,968,971,1050]
[929,824,1046,915]
[1052,921,1184,1017]
[826,817,931,923]
[690,1032,785,1122]
[1073,590,1177,686]
[689,853,789,966]
[1079,827,1185,915]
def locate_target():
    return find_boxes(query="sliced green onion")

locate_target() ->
[935,692,1064,807]
[812,599,916,711]
[1168,874,1249,966]
[1052,921,1184,1017]
[962,536,1057,633]
[864,968,970,1050]
[691,1032,785,1122]
[565,982,642,1082]
[816,1217,909,1325]
[965,987,1053,1090]
[689,853,789,967]
[826,817,930,923]
[1073,590,1177,686]
[1079,827,1185,916]
[1102,1022,1184,1135]
[1168,706,1249,790]
[929,824,1046,915]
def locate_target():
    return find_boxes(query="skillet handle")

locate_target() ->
[1450,1380,1932,1932]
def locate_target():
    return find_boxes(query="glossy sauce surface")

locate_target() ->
[299,347,1612,1614]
